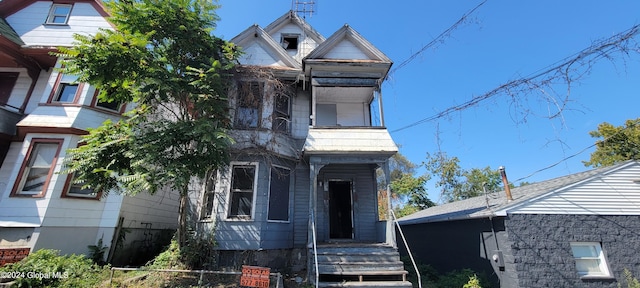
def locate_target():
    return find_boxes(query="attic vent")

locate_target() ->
[281,34,299,50]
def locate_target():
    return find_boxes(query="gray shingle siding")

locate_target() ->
[506,214,640,288]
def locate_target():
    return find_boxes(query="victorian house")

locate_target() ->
[191,11,411,287]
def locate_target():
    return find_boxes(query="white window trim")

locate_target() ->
[46,4,72,25]
[570,242,612,278]
[267,165,292,223]
[224,162,259,221]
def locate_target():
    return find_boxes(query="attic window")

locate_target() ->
[281,34,299,50]
[46,4,72,25]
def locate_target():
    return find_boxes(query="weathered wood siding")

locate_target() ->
[210,157,298,250]
[316,164,379,242]
[293,163,310,246]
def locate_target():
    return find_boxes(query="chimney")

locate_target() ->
[499,166,513,202]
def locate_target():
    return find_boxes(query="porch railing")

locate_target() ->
[391,209,422,288]
[310,212,319,288]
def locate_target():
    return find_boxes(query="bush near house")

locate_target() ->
[0,249,108,287]
[402,256,488,288]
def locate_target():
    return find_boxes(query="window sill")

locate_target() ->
[580,275,616,281]
[43,23,69,27]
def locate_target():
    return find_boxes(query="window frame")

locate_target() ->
[45,3,73,25]
[91,90,126,114]
[281,34,300,50]
[570,242,612,278]
[10,138,64,198]
[47,72,83,104]
[225,162,259,220]
[267,165,291,222]
[234,81,263,129]
[200,170,218,221]
[61,172,101,200]
[273,90,291,133]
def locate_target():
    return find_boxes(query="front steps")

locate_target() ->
[311,243,413,288]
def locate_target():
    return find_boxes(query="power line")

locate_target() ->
[389,23,640,134]
[388,0,487,77]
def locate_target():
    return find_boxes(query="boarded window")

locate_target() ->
[268,166,290,221]
[235,82,263,128]
[228,165,256,219]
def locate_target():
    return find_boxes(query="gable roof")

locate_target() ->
[305,24,391,63]
[231,24,302,70]
[0,0,109,18]
[264,10,325,45]
[398,160,640,225]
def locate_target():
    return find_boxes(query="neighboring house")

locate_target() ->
[398,160,640,288]
[188,11,412,287]
[0,0,178,266]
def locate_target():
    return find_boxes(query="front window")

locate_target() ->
[46,4,72,25]
[227,164,257,219]
[235,82,263,128]
[570,242,611,278]
[11,139,63,197]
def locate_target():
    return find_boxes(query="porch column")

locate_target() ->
[307,162,321,248]
[381,160,397,248]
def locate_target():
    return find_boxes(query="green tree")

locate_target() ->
[58,0,240,248]
[390,173,435,217]
[584,118,640,167]
[425,152,502,202]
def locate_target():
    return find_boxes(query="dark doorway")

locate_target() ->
[329,181,353,239]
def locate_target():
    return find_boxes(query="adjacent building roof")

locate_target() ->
[0,17,23,46]
[398,160,640,225]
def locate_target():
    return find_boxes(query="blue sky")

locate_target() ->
[214,1,640,203]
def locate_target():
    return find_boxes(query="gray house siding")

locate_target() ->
[316,164,379,243]
[399,218,515,288]
[293,163,310,247]
[505,214,640,288]
[214,156,298,250]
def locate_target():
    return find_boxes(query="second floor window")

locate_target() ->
[273,93,291,133]
[50,73,81,103]
[235,82,263,128]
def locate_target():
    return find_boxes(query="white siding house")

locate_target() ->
[0,0,178,266]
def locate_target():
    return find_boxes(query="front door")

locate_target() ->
[329,181,353,239]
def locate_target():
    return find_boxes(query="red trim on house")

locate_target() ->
[15,127,88,142]
[0,0,109,19]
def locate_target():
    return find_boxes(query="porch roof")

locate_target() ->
[303,127,397,157]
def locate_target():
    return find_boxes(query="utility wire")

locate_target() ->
[389,23,640,134]
[388,0,487,77]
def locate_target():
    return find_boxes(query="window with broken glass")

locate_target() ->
[235,82,263,128]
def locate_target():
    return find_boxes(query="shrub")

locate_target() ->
[0,249,107,287]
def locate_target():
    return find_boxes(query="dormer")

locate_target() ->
[264,11,325,63]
